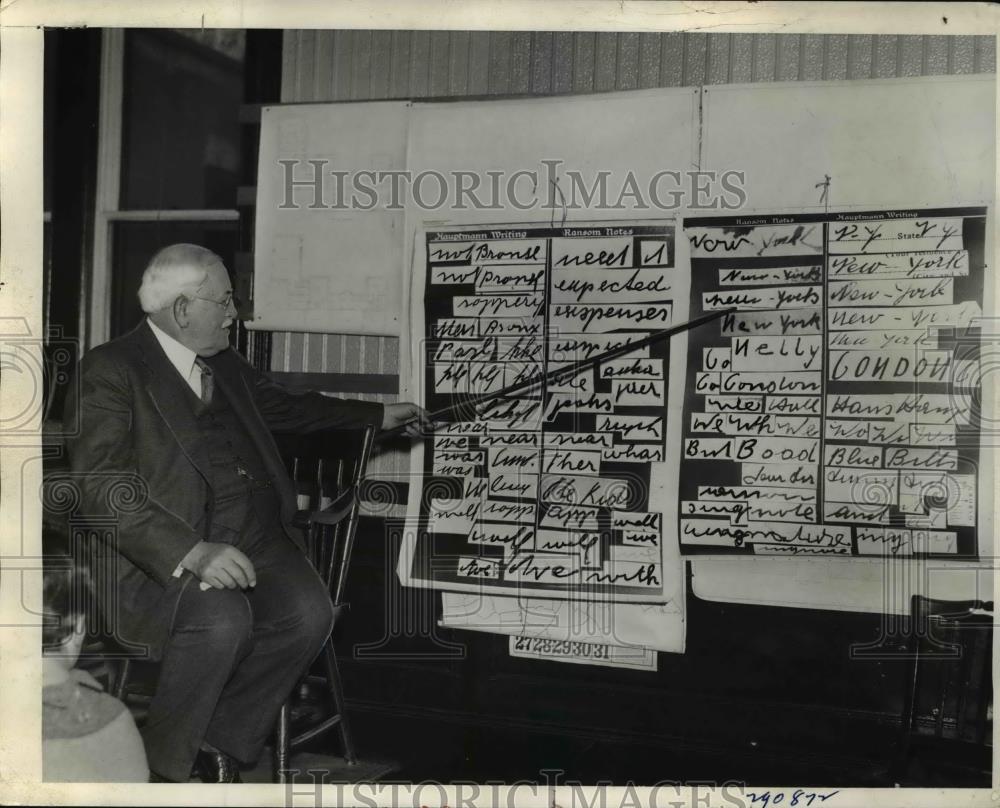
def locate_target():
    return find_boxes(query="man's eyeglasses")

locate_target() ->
[191,293,240,312]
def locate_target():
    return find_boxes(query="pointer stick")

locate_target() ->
[378,307,736,442]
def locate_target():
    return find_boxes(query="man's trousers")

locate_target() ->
[139,528,334,782]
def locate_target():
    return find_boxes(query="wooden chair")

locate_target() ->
[892,595,993,786]
[271,423,377,783]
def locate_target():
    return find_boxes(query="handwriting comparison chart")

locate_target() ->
[401,208,987,598]
[681,208,986,558]
[402,224,683,600]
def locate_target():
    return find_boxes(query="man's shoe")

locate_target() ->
[149,770,176,783]
[193,748,243,783]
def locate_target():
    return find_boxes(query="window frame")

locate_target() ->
[88,28,240,350]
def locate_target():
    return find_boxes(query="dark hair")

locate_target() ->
[42,550,93,652]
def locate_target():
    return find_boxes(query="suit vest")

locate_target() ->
[186,380,282,544]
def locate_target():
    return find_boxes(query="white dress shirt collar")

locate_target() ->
[146,317,202,397]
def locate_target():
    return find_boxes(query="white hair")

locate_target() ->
[137,243,224,313]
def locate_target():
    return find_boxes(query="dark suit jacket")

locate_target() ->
[63,321,383,649]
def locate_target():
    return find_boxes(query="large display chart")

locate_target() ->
[679,207,987,558]
[399,222,689,601]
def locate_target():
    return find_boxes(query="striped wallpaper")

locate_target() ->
[281,32,995,102]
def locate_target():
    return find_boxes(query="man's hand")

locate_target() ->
[180,541,257,590]
[381,401,433,438]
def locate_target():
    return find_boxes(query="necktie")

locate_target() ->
[194,357,214,404]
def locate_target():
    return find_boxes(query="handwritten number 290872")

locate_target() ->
[745,790,840,807]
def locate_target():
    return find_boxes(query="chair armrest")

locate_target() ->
[297,489,358,527]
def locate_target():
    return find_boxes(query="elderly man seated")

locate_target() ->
[65,243,428,782]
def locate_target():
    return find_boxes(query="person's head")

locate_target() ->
[137,243,236,356]
[42,557,94,670]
